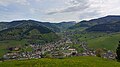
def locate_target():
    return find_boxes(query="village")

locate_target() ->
[1,37,116,61]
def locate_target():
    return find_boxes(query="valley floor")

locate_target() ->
[0,56,120,67]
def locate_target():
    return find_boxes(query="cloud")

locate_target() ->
[47,0,90,15]
[0,0,120,22]
[68,0,88,5]
[0,0,30,6]
[0,12,28,21]
[79,9,100,20]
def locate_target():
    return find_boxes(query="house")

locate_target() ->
[68,48,76,51]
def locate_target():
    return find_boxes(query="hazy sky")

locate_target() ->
[0,0,120,22]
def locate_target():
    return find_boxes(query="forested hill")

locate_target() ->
[69,15,120,30]
[0,20,60,32]
[0,20,76,32]
[0,21,59,44]
[86,21,120,32]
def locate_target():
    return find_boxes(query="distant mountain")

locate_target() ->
[0,21,59,44]
[0,20,76,32]
[0,20,60,32]
[0,22,8,31]
[86,21,120,32]
[52,21,76,31]
[69,15,120,31]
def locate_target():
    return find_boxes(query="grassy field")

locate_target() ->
[70,32,120,51]
[0,56,120,67]
[70,32,107,41]
[87,33,120,51]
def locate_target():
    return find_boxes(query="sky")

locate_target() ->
[0,0,120,23]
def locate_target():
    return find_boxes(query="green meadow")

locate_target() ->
[87,33,120,51]
[0,56,120,67]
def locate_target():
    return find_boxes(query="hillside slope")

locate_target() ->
[87,33,120,51]
[0,24,59,42]
[86,21,120,32]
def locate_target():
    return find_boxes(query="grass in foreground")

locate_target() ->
[0,56,120,67]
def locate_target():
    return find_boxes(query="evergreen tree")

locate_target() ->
[116,41,120,62]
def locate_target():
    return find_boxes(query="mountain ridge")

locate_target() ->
[0,20,76,32]
[69,15,120,30]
